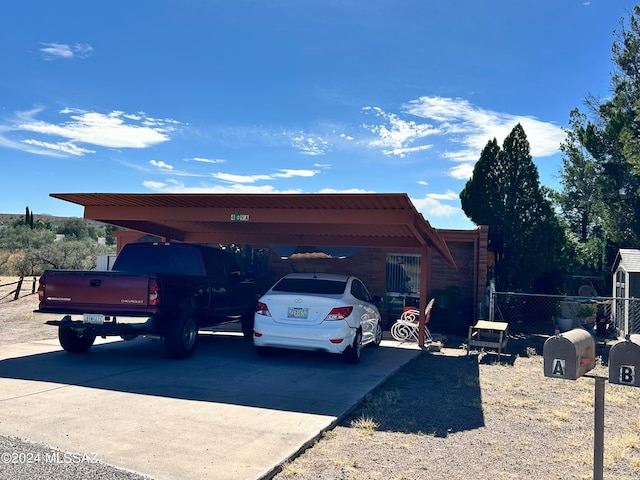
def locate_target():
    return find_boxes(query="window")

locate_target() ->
[272,278,347,295]
[351,279,370,302]
[385,254,420,294]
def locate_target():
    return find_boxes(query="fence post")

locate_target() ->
[13,277,24,301]
[489,286,495,321]
[31,276,36,294]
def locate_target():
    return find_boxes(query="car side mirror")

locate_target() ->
[371,295,382,305]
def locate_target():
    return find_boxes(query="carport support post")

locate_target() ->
[418,243,431,348]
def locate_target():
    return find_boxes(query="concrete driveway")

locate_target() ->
[0,332,420,480]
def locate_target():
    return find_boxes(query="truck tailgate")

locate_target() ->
[39,270,151,312]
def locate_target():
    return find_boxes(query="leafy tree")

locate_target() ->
[104,224,121,245]
[555,109,605,273]
[57,218,89,239]
[557,109,601,243]
[30,238,101,271]
[558,6,640,273]
[460,124,571,292]
[0,221,115,275]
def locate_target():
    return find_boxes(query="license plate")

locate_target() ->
[287,307,308,319]
[83,313,105,325]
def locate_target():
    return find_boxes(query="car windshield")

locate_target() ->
[272,278,346,295]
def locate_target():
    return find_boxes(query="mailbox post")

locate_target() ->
[543,328,602,480]
[543,330,640,480]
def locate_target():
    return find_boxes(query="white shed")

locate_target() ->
[612,248,640,335]
[613,249,640,298]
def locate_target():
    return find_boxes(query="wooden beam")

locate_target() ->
[84,205,416,225]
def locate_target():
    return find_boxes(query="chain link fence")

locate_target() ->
[490,291,640,338]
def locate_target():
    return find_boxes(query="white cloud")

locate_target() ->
[40,42,93,60]
[142,180,168,190]
[212,172,273,183]
[142,179,302,194]
[188,157,225,164]
[22,138,93,156]
[0,107,178,157]
[272,169,317,178]
[150,160,173,170]
[449,163,475,180]
[403,96,566,160]
[426,190,459,201]
[411,192,461,218]
[211,168,319,183]
[362,106,440,157]
[290,133,330,156]
[318,188,374,193]
[363,96,567,180]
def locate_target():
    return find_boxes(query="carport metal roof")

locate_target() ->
[51,192,456,267]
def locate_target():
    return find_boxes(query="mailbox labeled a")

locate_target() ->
[544,328,595,380]
[608,334,640,387]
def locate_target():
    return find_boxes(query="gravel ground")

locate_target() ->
[0,282,152,480]
[2,280,640,480]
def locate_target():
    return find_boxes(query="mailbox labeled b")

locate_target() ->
[543,328,595,380]
[609,335,640,387]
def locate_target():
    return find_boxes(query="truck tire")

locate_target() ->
[164,314,198,359]
[59,325,96,353]
[241,309,255,339]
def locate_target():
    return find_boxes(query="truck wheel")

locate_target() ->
[164,315,198,360]
[241,309,255,339]
[59,325,95,353]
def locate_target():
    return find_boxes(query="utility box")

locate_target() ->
[544,328,596,380]
[609,334,640,387]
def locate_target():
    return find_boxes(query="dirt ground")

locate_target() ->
[2,278,640,480]
[0,277,53,345]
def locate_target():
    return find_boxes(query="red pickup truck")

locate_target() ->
[34,242,257,359]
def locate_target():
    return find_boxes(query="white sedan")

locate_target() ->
[252,273,383,364]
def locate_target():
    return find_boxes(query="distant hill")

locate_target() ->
[0,213,97,227]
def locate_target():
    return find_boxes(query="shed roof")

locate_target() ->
[613,248,640,273]
[50,192,456,267]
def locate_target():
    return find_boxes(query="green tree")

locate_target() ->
[559,6,640,273]
[0,221,114,275]
[555,109,605,273]
[460,124,570,292]
[24,206,34,229]
[57,218,89,239]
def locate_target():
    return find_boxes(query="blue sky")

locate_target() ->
[0,0,634,229]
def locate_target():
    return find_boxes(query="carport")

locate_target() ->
[50,192,457,346]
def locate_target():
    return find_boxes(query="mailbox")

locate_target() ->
[608,334,640,387]
[544,328,595,380]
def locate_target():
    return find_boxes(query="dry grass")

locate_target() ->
[274,346,640,480]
